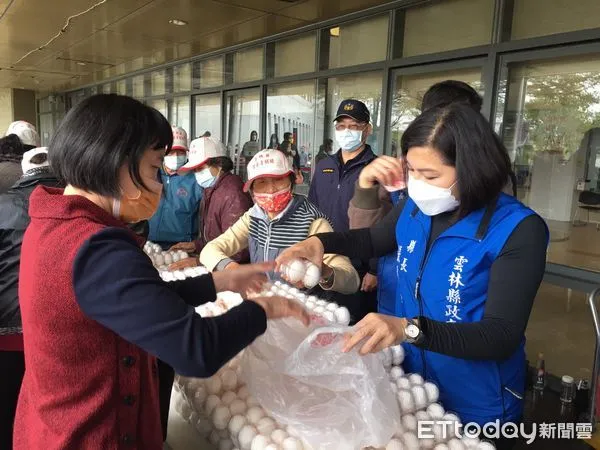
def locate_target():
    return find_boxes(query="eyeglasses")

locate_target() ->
[335,123,367,132]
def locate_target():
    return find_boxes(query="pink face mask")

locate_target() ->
[253,188,293,214]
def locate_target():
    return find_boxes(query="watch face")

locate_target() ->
[406,324,419,339]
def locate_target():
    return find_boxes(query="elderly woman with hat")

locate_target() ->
[200,149,360,310]
[148,126,203,250]
[168,137,253,270]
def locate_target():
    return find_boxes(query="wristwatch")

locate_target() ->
[404,318,424,345]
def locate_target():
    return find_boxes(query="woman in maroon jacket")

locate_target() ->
[169,137,252,270]
[14,94,307,450]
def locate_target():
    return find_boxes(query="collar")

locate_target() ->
[14,170,59,189]
[249,195,301,223]
[334,145,376,169]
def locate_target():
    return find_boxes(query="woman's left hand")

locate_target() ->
[342,313,407,355]
[168,257,199,271]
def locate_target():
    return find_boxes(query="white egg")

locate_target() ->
[152,244,161,253]
[209,430,222,446]
[205,394,222,416]
[427,402,445,419]
[238,424,258,450]
[219,440,235,450]
[265,291,275,297]
[386,438,404,450]
[415,410,430,423]
[424,382,440,404]
[324,311,335,322]
[397,390,414,413]
[189,411,199,425]
[221,390,237,406]
[334,307,351,324]
[412,385,428,410]
[402,414,417,432]
[402,431,419,450]
[162,271,175,282]
[192,386,207,411]
[221,369,238,391]
[180,401,192,421]
[246,406,265,424]
[246,396,260,408]
[213,405,232,430]
[237,385,250,400]
[196,417,212,436]
[230,399,247,415]
[461,438,480,448]
[288,287,300,295]
[396,377,411,390]
[420,438,436,449]
[206,377,223,395]
[229,415,248,440]
[390,366,404,380]
[313,306,325,314]
[408,373,424,386]
[443,413,461,424]
[285,425,301,438]
[282,437,303,450]
[251,435,272,450]
[305,301,315,310]
[325,302,338,311]
[172,252,181,262]
[476,443,495,450]
[434,445,450,450]
[391,345,405,365]
[264,445,279,450]
[183,267,196,277]
[295,293,306,301]
[447,439,466,450]
[315,299,327,306]
[163,253,173,265]
[433,423,450,443]
[303,264,321,288]
[390,382,398,393]
[287,260,306,283]
[179,250,189,259]
[256,417,276,435]
[270,429,288,444]
[382,348,392,368]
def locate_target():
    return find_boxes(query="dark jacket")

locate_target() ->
[196,172,252,263]
[0,161,23,194]
[0,171,61,343]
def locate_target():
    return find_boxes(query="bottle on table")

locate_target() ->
[533,352,546,394]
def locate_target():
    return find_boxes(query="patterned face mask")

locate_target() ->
[253,188,293,214]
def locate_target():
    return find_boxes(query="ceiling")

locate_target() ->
[0,0,396,93]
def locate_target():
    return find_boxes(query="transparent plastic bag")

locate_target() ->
[241,317,401,450]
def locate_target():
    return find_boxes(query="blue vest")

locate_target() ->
[148,170,203,245]
[394,194,544,425]
[377,190,405,315]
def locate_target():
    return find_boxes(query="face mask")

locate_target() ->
[164,155,187,171]
[335,129,364,152]
[407,175,459,216]
[112,181,162,223]
[253,188,293,214]
[194,167,219,189]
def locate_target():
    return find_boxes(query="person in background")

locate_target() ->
[315,138,333,165]
[14,94,307,450]
[148,126,203,249]
[308,99,385,320]
[201,131,211,138]
[268,133,279,150]
[300,147,309,168]
[281,132,300,170]
[168,137,252,270]
[278,104,548,442]
[200,149,360,311]
[349,80,517,315]
[0,121,40,194]
[0,148,61,449]
[242,130,260,164]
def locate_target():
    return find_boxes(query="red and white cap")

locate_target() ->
[171,126,189,151]
[6,121,40,147]
[21,147,49,173]
[243,149,293,192]
[180,136,226,171]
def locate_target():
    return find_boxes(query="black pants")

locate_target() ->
[0,350,25,450]
[157,359,175,443]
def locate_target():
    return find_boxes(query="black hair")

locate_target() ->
[401,103,511,218]
[0,134,29,163]
[284,132,292,140]
[250,130,258,139]
[49,94,172,197]
[208,156,233,173]
[421,80,483,113]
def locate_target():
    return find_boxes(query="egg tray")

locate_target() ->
[143,240,209,282]
[172,292,494,450]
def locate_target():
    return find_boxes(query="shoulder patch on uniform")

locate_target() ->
[322,168,334,173]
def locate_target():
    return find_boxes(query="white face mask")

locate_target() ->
[164,155,187,171]
[194,167,218,188]
[408,175,459,216]
[335,129,363,152]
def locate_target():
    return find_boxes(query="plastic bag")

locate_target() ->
[241,316,401,450]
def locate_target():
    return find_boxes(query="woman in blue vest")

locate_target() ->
[277,103,548,428]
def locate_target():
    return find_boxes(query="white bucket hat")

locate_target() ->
[243,149,293,192]
[180,137,227,171]
[6,121,40,147]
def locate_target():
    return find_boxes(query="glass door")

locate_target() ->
[193,93,222,140]
[225,88,261,181]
